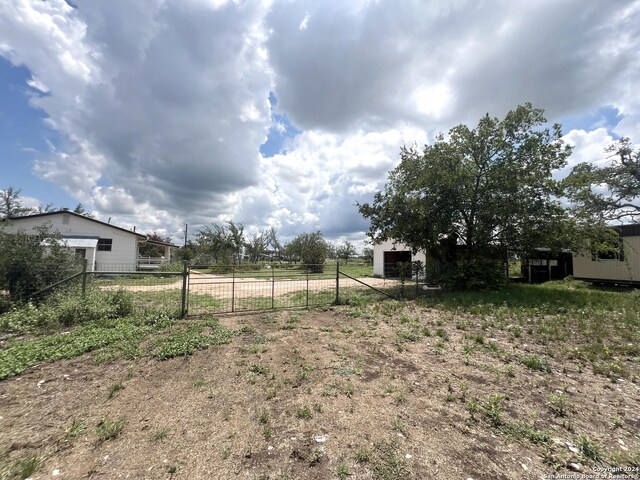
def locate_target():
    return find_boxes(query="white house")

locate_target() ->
[2,210,177,272]
[373,239,427,278]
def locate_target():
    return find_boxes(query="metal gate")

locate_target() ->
[185,264,337,315]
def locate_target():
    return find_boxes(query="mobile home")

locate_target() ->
[573,223,640,285]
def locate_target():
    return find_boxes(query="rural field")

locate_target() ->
[0,280,639,479]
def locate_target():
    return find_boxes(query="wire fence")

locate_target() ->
[15,260,437,318]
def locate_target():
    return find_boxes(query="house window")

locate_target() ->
[97,238,113,251]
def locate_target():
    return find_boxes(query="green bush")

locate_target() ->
[0,288,136,333]
[0,225,78,303]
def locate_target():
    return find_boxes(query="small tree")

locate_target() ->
[0,224,77,303]
[336,241,357,263]
[286,231,330,272]
[139,232,173,257]
[0,186,32,219]
[361,247,374,265]
[73,203,95,218]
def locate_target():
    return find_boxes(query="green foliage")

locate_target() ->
[152,321,233,360]
[361,247,374,265]
[0,288,135,333]
[360,104,577,289]
[96,416,125,442]
[0,186,32,219]
[1,451,40,480]
[577,434,603,462]
[285,231,330,272]
[0,225,78,303]
[520,355,551,372]
[565,137,640,223]
[336,241,357,263]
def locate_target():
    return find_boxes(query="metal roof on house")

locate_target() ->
[63,237,99,248]
[8,210,147,239]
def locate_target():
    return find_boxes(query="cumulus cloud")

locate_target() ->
[0,0,639,243]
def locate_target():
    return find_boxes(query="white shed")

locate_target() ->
[373,239,427,278]
[3,210,177,272]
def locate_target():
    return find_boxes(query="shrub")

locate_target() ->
[0,225,78,303]
[0,288,136,333]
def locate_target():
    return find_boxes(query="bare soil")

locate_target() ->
[1,304,638,479]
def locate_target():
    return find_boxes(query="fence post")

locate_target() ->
[231,264,235,313]
[81,259,88,299]
[181,260,189,318]
[335,261,340,305]
[271,266,275,309]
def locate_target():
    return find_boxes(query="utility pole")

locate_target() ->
[184,223,188,247]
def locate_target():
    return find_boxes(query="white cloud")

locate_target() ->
[0,0,639,243]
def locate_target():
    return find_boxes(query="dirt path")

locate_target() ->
[100,271,401,299]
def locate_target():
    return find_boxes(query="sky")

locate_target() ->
[0,0,639,248]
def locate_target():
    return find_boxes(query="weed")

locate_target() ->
[249,364,269,375]
[548,392,569,417]
[308,447,323,465]
[370,443,411,479]
[335,365,363,376]
[259,410,270,425]
[520,355,551,373]
[354,448,372,463]
[435,328,449,340]
[297,405,313,419]
[4,452,40,479]
[466,398,480,420]
[193,378,207,389]
[395,392,407,404]
[64,419,87,439]
[154,427,170,442]
[313,402,323,413]
[391,416,407,436]
[483,394,505,427]
[343,384,355,398]
[577,435,602,462]
[337,463,352,479]
[108,379,124,399]
[96,416,125,442]
[262,425,273,440]
[152,323,233,360]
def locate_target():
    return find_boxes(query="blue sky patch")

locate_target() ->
[559,105,624,137]
[260,92,301,158]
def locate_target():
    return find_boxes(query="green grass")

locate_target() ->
[64,419,87,439]
[1,452,40,480]
[152,321,233,360]
[0,313,231,380]
[96,417,125,442]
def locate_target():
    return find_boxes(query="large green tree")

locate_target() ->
[565,137,640,223]
[359,104,576,288]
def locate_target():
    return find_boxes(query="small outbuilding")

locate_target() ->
[373,240,426,278]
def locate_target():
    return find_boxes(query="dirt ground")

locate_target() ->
[1,304,638,479]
